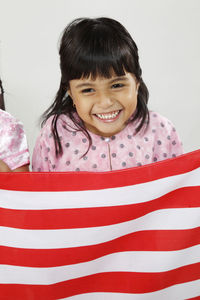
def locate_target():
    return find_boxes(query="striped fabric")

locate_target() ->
[0,150,200,299]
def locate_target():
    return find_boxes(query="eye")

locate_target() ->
[81,88,95,94]
[111,83,124,89]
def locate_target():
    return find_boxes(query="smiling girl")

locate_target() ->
[32,17,183,172]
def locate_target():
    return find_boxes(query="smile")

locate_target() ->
[94,110,121,121]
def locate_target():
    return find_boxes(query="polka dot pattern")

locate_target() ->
[32,111,183,172]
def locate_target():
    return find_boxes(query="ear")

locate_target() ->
[136,82,140,94]
[67,89,76,108]
[67,88,72,98]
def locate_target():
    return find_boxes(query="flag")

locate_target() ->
[0,150,200,299]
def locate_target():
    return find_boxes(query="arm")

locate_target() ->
[0,110,30,171]
[168,125,184,157]
[32,132,52,172]
[13,164,29,172]
[0,160,11,172]
[0,160,29,172]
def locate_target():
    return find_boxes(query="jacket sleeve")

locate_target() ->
[0,112,29,170]
[32,126,54,172]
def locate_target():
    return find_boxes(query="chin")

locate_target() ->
[98,127,123,137]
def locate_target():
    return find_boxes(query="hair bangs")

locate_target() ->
[71,55,128,81]
[64,24,134,81]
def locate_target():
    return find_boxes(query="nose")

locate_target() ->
[97,91,113,109]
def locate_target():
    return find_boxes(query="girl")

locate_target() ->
[0,109,29,171]
[32,17,183,172]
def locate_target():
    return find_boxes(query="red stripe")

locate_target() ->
[0,263,199,299]
[187,297,200,300]
[1,186,200,229]
[1,228,199,267]
[0,150,199,191]
[3,186,200,229]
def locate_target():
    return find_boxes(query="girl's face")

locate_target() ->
[68,72,139,137]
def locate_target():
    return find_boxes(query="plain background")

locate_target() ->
[0,0,200,160]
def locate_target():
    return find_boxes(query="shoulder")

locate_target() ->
[127,111,177,137]
[148,111,183,155]
[0,109,23,128]
[41,113,77,132]
[0,109,25,139]
[0,110,29,169]
[147,111,179,134]
[0,109,14,121]
[149,111,174,126]
[35,113,78,147]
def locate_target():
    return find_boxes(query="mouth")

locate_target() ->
[94,110,121,122]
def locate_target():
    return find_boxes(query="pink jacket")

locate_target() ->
[32,111,183,172]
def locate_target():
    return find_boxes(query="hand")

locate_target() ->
[13,164,29,172]
[0,160,12,172]
[0,160,29,172]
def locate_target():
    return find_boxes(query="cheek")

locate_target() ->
[124,94,138,117]
[75,100,92,119]
[126,92,138,109]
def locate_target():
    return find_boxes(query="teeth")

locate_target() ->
[96,111,120,120]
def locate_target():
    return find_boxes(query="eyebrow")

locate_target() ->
[75,82,95,88]
[75,76,129,89]
[109,76,129,84]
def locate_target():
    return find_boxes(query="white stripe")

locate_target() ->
[1,208,200,248]
[0,245,199,284]
[63,280,200,300]
[0,167,199,210]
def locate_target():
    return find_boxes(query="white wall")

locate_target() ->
[0,0,200,159]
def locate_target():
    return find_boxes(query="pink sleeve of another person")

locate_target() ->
[0,109,29,170]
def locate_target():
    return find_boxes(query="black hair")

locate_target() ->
[0,78,5,110]
[42,17,149,156]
